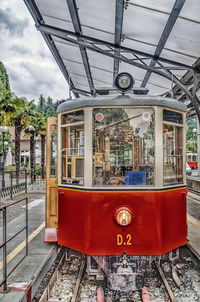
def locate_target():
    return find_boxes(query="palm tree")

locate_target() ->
[0,83,16,126]
[0,62,16,126]
[37,117,46,179]
[11,98,36,182]
[25,125,36,183]
[25,113,45,182]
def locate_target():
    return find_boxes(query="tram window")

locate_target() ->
[163,124,183,185]
[163,110,183,124]
[61,111,84,185]
[193,155,197,162]
[50,125,57,177]
[61,110,84,125]
[93,108,155,186]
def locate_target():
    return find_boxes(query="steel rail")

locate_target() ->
[71,255,86,302]
[155,261,176,302]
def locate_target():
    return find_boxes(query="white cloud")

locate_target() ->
[1,0,70,102]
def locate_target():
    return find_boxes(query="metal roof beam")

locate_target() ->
[36,22,200,119]
[72,88,91,96]
[141,0,186,87]
[66,0,94,91]
[36,22,194,71]
[113,0,124,83]
[23,0,79,98]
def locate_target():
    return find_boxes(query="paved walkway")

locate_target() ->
[187,191,200,255]
[0,193,57,302]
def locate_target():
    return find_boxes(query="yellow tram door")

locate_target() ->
[44,117,58,242]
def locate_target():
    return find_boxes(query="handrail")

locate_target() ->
[0,197,28,291]
[0,169,28,199]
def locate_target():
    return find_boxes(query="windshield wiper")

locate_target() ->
[95,114,143,131]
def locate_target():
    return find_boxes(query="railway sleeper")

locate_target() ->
[87,254,155,292]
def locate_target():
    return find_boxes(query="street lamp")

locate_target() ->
[193,128,197,153]
[0,126,8,189]
[27,125,36,182]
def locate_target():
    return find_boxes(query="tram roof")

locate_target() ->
[57,94,187,113]
[24,0,200,118]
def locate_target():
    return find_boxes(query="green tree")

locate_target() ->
[25,113,45,182]
[0,62,11,92]
[11,98,36,181]
[0,62,15,125]
[186,139,197,153]
[37,94,46,115]
[45,96,56,117]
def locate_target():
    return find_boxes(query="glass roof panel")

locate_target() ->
[77,0,115,37]
[73,81,90,90]
[129,0,175,13]
[146,83,167,95]
[160,48,197,67]
[82,26,114,44]
[26,0,200,103]
[90,68,113,87]
[87,50,113,74]
[64,60,86,76]
[123,4,169,46]
[122,37,156,56]
[35,0,71,22]
[119,62,147,83]
[42,15,74,32]
[180,0,200,21]
[165,19,200,59]
[149,73,172,91]
[54,40,83,63]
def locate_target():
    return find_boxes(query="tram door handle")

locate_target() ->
[181,191,187,198]
[59,191,65,197]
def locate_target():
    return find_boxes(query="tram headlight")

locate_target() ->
[115,72,134,93]
[114,207,133,226]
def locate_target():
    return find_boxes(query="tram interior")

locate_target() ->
[60,108,183,186]
[93,108,155,186]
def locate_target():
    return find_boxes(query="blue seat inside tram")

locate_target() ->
[124,171,146,185]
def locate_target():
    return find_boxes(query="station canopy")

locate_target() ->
[24,0,200,118]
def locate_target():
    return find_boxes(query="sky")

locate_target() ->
[0,0,70,102]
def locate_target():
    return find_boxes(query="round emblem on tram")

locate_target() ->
[95,112,104,122]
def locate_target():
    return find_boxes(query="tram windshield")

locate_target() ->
[93,108,155,186]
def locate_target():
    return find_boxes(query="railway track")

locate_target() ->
[32,245,200,302]
[97,246,200,302]
[187,186,200,196]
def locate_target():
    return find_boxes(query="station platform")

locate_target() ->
[187,191,200,257]
[187,174,200,192]
[0,194,58,302]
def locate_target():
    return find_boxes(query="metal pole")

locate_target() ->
[10,171,13,199]
[26,198,28,256]
[25,169,27,194]
[197,119,200,176]
[3,207,7,291]
[2,133,5,190]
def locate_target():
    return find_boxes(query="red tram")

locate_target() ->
[186,152,198,169]
[45,73,187,291]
